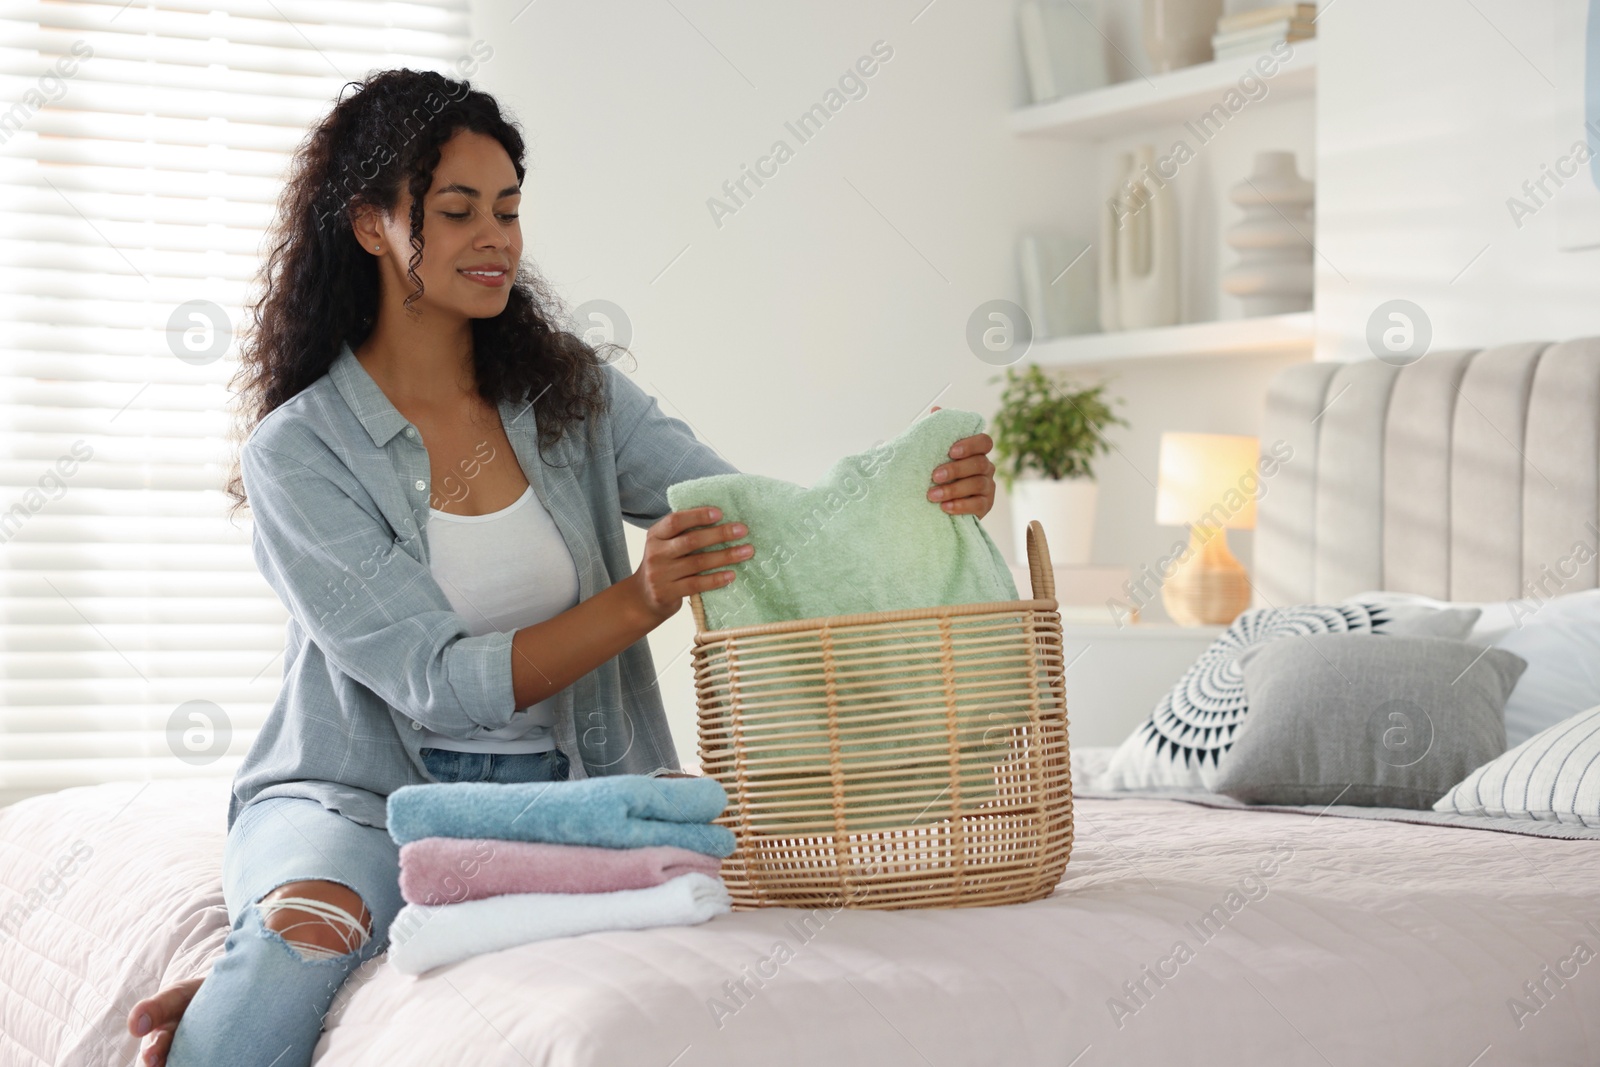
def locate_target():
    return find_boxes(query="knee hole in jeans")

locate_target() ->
[254,879,374,962]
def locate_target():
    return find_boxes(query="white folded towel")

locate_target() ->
[386,871,732,975]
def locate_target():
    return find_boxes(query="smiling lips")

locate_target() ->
[459,265,509,287]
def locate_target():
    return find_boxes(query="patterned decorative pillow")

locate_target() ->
[1102,602,1482,791]
[1433,703,1600,827]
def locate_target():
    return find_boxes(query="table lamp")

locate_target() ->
[1155,432,1258,626]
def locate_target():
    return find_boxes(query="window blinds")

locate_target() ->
[0,0,474,807]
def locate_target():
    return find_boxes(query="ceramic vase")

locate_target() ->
[1097,152,1133,332]
[1115,144,1180,330]
[1010,476,1098,567]
[1142,0,1224,73]
[1222,151,1315,316]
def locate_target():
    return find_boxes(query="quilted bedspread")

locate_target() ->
[3,768,1598,1067]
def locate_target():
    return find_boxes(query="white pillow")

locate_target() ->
[1340,590,1523,645]
[1347,589,1600,746]
[1494,592,1600,745]
[1434,703,1600,827]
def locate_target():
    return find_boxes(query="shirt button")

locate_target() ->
[406,427,417,439]
[414,479,426,491]
[411,721,422,730]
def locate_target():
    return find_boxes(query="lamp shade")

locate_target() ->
[1155,432,1259,530]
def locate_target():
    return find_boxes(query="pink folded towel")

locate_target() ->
[399,837,724,905]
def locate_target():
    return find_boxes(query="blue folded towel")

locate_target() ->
[387,775,736,857]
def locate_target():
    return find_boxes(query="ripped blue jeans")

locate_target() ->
[165,747,570,1067]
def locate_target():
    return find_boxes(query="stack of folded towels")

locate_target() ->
[384,774,737,975]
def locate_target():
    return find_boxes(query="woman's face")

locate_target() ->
[360,130,523,319]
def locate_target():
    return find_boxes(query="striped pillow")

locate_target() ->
[1434,704,1600,827]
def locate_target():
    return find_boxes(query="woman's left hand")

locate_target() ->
[926,405,996,519]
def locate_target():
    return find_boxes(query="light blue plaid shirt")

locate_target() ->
[230,341,737,832]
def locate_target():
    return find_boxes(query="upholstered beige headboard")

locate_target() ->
[1254,338,1600,606]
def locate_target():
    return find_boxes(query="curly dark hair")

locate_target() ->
[222,67,615,522]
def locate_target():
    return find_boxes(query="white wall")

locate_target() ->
[1316,0,1600,360]
[466,0,1101,765]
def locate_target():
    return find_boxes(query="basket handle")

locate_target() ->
[1025,519,1055,601]
[689,589,708,634]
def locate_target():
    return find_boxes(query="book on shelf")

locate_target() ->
[1016,0,1110,105]
[1017,1,1058,103]
[1214,42,1307,62]
[1017,232,1097,340]
[1211,26,1315,61]
[1215,3,1317,34]
[1018,233,1051,337]
[1211,19,1315,49]
[1212,37,1315,61]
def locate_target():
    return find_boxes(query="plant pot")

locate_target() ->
[1142,0,1223,73]
[1009,476,1098,567]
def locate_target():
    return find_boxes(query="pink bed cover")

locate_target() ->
[3,773,1598,1067]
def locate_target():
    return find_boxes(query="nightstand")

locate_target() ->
[1056,621,1224,747]
[1006,563,1224,746]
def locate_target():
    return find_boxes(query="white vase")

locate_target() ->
[1115,144,1180,330]
[1098,152,1132,332]
[1222,151,1315,316]
[1142,0,1223,73]
[1010,476,1099,567]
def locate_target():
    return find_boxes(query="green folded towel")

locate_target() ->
[665,408,1018,630]
[666,409,1036,834]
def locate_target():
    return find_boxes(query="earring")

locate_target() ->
[374,245,380,251]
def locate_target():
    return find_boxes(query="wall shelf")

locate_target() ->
[1009,39,1318,141]
[1026,311,1314,367]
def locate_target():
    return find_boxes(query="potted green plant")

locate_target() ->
[989,363,1127,566]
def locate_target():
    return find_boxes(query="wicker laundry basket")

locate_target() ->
[690,519,1073,910]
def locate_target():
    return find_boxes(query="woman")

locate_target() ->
[127,68,998,1067]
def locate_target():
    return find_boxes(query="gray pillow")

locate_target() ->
[1103,601,1485,793]
[1215,633,1525,809]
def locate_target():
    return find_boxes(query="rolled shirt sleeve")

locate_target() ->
[604,363,740,527]
[241,440,516,736]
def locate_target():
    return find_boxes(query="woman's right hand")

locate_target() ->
[628,507,752,625]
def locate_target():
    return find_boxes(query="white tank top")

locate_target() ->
[418,483,579,754]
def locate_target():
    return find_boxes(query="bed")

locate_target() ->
[5,337,1600,1067]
